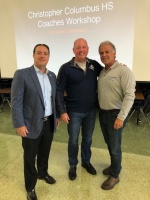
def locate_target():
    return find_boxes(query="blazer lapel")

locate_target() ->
[29,66,45,106]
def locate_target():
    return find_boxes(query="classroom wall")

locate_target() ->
[0,0,17,78]
[0,0,150,81]
[132,0,150,81]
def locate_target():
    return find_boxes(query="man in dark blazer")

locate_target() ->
[11,44,59,200]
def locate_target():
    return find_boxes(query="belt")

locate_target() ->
[99,108,120,113]
[42,116,50,121]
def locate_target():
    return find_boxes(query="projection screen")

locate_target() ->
[4,0,136,75]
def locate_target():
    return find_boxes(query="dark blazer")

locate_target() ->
[11,66,57,139]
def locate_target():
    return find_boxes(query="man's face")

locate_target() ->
[33,45,50,68]
[73,39,89,62]
[99,44,116,68]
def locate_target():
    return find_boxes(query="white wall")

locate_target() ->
[132,0,150,81]
[0,0,17,77]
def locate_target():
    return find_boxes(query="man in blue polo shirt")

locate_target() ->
[56,38,103,180]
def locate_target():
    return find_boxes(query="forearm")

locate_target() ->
[118,97,135,120]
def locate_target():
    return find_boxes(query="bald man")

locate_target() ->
[57,38,103,180]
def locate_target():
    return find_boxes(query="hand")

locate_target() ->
[114,118,123,130]
[16,126,29,137]
[61,113,70,124]
[120,63,127,67]
[56,118,60,127]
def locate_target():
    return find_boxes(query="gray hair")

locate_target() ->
[98,41,116,54]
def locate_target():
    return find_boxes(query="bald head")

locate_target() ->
[73,38,89,62]
[73,38,88,48]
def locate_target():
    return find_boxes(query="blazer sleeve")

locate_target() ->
[11,70,25,128]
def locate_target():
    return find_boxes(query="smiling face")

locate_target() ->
[33,45,50,69]
[99,43,116,69]
[73,38,89,62]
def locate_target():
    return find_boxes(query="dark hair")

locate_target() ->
[33,44,50,54]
